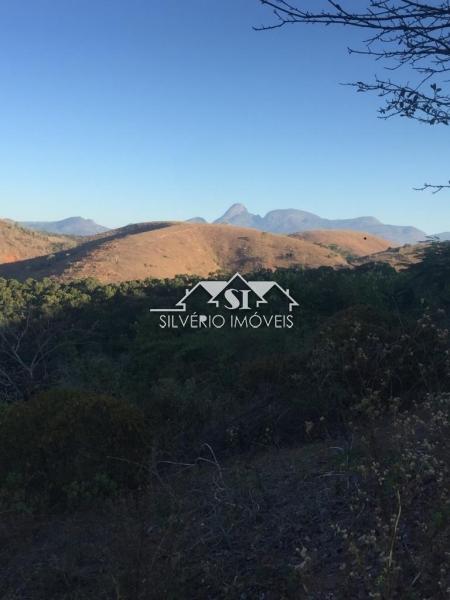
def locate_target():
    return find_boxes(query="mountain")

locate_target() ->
[0,219,77,264]
[435,232,450,241]
[214,203,264,229]
[20,216,109,236]
[0,221,350,282]
[213,204,426,245]
[186,217,207,224]
[14,207,429,244]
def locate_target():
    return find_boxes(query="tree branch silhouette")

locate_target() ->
[256,0,450,191]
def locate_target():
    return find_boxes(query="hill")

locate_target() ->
[290,229,392,257]
[0,221,349,282]
[213,203,426,245]
[353,242,428,270]
[0,219,77,265]
[0,262,448,600]
[20,216,109,236]
[10,206,432,244]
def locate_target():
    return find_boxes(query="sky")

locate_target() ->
[0,0,449,233]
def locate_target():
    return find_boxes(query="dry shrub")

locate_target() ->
[304,307,450,418]
[336,393,450,599]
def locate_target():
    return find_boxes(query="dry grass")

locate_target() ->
[0,220,76,265]
[290,229,392,257]
[0,222,348,283]
[352,242,429,270]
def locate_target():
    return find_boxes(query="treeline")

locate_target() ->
[0,244,450,509]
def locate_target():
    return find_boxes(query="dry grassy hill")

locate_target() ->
[353,242,427,270]
[290,229,393,257]
[0,221,350,282]
[0,219,77,265]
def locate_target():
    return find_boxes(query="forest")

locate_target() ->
[0,243,449,598]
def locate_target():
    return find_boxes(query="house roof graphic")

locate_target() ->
[150,273,299,312]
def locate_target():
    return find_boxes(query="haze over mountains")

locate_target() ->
[12,204,433,245]
[0,217,427,282]
[211,204,426,245]
[20,217,109,236]
[435,232,450,241]
[0,204,436,283]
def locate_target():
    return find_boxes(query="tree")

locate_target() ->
[257,1,450,191]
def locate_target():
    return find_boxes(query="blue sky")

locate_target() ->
[0,0,448,233]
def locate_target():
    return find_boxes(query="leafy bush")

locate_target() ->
[0,390,148,509]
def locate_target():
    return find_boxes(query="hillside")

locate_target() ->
[0,221,349,282]
[0,219,77,264]
[353,242,428,270]
[290,229,392,257]
[20,216,109,236]
[0,261,448,600]
[9,206,432,244]
[213,203,426,245]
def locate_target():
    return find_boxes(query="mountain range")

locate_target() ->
[209,204,426,245]
[12,205,433,245]
[435,232,450,241]
[20,216,109,236]
[0,218,425,282]
[0,221,349,282]
[9,203,442,246]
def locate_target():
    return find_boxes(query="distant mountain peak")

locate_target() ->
[214,203,264,228]
[211,204,426,245]
[20,217,109,236]
[219,203,249,219]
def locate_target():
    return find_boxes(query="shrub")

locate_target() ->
[301,306,450,420]
[336,393,450,598]
[143,377,215,454]
[0,390,148,509]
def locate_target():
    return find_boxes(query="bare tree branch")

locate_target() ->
[256,1,450,190]
[0,308,96,401]
[414,180,450,192]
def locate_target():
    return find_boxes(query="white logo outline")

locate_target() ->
[150,272,299,313]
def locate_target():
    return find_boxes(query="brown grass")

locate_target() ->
[290,229,393,257]
[0,220,76,265]
[0,222,348,282]
[352,241,427,269]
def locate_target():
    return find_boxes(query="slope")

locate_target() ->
[290,229,392,258]
[0,219,77,265]
[0,222,348,282]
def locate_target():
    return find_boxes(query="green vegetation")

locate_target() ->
[0,390,147,510]
[0,244,449,598]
